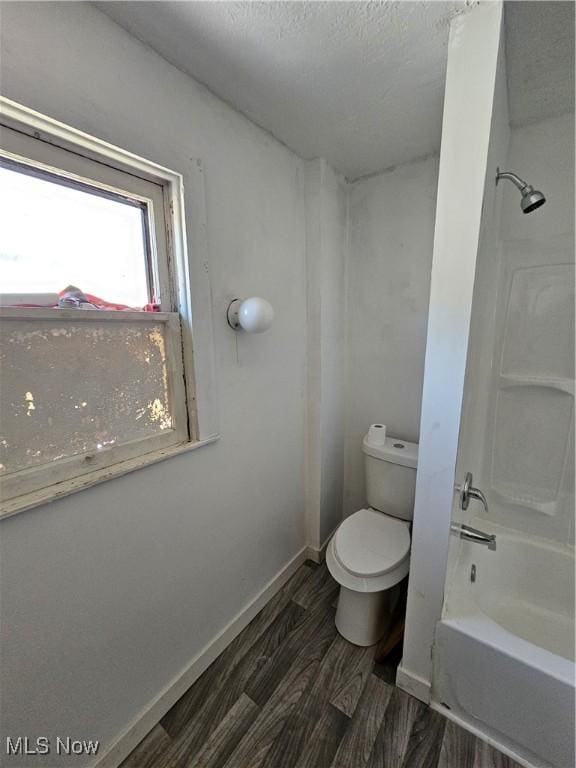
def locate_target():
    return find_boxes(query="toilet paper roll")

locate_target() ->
[368,424,387,445]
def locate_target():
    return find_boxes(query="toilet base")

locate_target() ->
[334,585,395,646]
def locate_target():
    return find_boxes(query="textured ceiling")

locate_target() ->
[505,1,575,127]
[96,0,465,179]
[96,1,575,179]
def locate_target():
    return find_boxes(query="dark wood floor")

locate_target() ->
[121,562,521,768]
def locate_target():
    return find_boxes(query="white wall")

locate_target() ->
[0,2,308,764]
[439,24,511,602]
[398,1,505,702]
[502,114,575,244]
[343,158,438,517]
[304,159,347,547]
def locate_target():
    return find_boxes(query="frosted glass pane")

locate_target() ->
[0,163,150,307]
[0,318,172,474]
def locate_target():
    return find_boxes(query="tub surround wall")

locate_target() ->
[450,112,576,549]
[487,112,575,545]
[343,157,438,518]
[433,111,575,768]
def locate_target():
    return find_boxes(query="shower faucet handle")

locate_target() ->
[460,472,489,514]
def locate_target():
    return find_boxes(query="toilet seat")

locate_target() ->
[334,508,411,577]
[326,508,411,593]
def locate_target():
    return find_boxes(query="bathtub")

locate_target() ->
[433,520,575,768]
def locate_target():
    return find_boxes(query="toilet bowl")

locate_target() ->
[326,432,418,646]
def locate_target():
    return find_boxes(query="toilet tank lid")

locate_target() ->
[362,435,418,468]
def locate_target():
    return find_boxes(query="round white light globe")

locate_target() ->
[238,297,274,333]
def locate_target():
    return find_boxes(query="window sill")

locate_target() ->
[0,436,220,521]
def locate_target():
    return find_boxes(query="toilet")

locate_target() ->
[326,430,418,646]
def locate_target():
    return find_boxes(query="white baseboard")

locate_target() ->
[305,525,338,564]
[93,546,308,768]
[305,544,325,564]
[395,663,431,703]
[429,702,542,768]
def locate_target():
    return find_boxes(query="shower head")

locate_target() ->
[496,168,546,214]
[520,187,546,214]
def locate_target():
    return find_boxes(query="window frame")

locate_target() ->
[0,123,173,311]
[0,152,160,307]
[0,97,217,519]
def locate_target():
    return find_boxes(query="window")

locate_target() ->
[0,107,202,516]
[0,160,152,307]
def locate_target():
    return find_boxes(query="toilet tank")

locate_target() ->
[362,433,418,520]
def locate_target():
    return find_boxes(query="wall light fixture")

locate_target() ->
[227,297,274,333]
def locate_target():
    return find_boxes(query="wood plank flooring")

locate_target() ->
[121,562,522,768]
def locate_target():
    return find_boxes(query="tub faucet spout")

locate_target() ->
[451,523,496,551]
